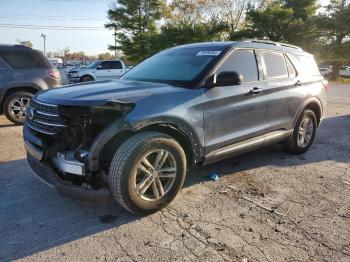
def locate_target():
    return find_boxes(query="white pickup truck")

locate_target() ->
[68,60,127,83]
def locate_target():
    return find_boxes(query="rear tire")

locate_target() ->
[285,109,317,154]
[108,132,187,215]
[3,91,33,124]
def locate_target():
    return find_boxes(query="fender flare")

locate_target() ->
[80,74,95,82]
[87,116,204,171]
[293,97,323,127]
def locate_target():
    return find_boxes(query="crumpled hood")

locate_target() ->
[35,79,185,106]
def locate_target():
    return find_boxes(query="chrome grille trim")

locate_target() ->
[36,110,59,117]
[26,99,65,135]
[33,119,66,127]
[26,122,57,135]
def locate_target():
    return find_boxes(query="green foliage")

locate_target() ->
[106,0,164,63]
[16,40,33,48]
[235,0,318,48]
[104,0,350,68]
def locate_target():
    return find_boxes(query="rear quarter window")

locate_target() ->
[287,53,321,77]
[0,50,51,69]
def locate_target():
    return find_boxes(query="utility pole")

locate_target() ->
[114,27,117,59]
[41,33,46,55]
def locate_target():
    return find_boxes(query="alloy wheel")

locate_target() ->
[134,149,177,201]
[297,115,314,148]
[9,97,31,121]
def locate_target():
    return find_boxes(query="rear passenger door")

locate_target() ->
[203,49,267,153]
[258,50,297,132]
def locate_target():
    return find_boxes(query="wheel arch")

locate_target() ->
[80,74,95,82]
[88,117,204,172]
[0,85,39,113]
[294,97,323,128]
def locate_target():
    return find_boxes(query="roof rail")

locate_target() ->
[241,39,302,50]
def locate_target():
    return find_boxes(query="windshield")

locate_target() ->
[121,47,225,86]
[86,61,100,69]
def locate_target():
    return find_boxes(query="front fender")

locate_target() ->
[87,116,204,171]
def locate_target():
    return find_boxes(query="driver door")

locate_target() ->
[95,61,111,80]
[203,49,268,155]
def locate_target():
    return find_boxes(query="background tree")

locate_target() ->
[16,40,33,48]
[106,0,165,63]
[233,0,318,50]
[317,0,350,79]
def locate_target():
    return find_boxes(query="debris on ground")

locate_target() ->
[208,172,219,181]
[241,196,292,222]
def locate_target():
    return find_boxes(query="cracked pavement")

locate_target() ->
[0,83,349,261]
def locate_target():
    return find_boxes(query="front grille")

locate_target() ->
[26,99,66,135]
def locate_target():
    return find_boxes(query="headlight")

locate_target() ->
[70,73,79,78]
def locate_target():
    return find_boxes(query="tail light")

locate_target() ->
[47,69,60,80]
[322,79,328,92]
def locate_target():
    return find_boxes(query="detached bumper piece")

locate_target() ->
[26,152,110,203]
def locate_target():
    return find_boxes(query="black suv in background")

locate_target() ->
[24,40,327,214]
[0,45,61,124]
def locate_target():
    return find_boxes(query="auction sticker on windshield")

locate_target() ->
[196,51,222,56]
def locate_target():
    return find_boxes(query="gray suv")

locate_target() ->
[24,40,327,214]
[0,45,61,124]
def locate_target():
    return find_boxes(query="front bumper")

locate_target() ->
[27,153,110,202]
[68,77,81,84]
[24,125,110,202]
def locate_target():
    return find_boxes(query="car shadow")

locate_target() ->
[0,115,348,260]
[0,123,16,128]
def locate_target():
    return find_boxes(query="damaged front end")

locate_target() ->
[24,97,133,200]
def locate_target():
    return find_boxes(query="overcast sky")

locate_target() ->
[0,0,331,55]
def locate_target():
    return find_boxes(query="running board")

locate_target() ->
[204,130,293,165]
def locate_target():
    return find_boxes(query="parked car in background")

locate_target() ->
[319,65,332,78]
[68,59,126,83]
[0,44,61,124]
[24,40,327,214]
[340,66,350,78]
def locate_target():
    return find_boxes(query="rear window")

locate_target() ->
[262,51,288,79]
[109,61,123,69]
[0,50,51,69]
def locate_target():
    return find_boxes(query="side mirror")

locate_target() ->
[96,65,103,70]
[216,71,242,86]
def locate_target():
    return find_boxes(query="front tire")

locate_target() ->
[285,109,317,154]
[108,132,187,215]
[3,91,33,124]
[80,75,93,82]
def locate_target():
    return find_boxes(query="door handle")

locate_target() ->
[249,87,263,95]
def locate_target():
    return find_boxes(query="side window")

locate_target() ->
[0,57,8,69]
[109,61,123,69]
[217,49,258,82]
[298,55,321,76]
[263,51,288,79]
[98,61,110,70]
[0,51,50,69]
[285,55,296,78]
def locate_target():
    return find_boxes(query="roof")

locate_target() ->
[173,39,305,55]
[0,44,34,51]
